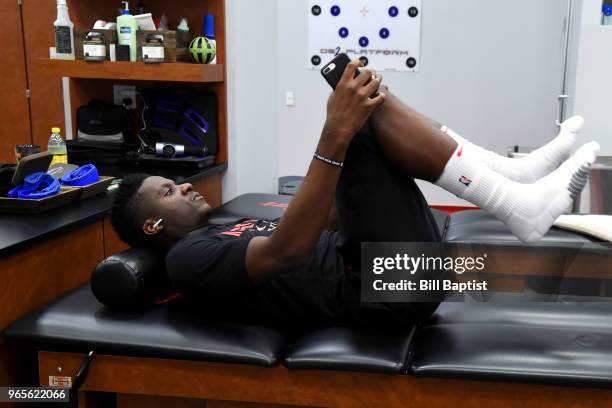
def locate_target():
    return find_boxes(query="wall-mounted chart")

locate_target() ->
[308,1,423,72]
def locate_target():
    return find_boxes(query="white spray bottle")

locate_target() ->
[53,0,75,60]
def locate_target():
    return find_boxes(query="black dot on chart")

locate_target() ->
[408,7,419,17]
[311,5,322,16]
[359,36,369,48]
[331,5,341,16]
[379,28,390,39]
[359,56,369,66]
[339,27,349,38]
[389,6,399,17]
[406,57,417,68]
[311,55,322,66]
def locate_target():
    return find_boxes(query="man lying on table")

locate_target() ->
[111,60,597,332]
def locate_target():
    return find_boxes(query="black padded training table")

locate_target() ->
[3,193,612,407]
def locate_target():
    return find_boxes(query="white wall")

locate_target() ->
[58,1,577,207]
[572,0,612,155]
[275,0,569,206]
[225,0,571,205]
[223,0,280,201]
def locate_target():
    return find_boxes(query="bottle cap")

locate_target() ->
[177,17,189,32]
[204,14,215,38]
[604,4,612,15]
[121,1,131,15]
[52,127,61,133]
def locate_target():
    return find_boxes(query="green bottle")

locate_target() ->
[48,127,68,166]
[117,1,138,62]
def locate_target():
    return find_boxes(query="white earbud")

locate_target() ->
[153,219,164,230]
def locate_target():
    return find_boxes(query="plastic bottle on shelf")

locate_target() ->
[176,17,190,50]
[48,127,68,166]
[117,1,138,62]
[136,0,147,15]
[159,14,169,31]
[177,17,190,33]
[603,4,612,25]
[204,14,217,65]
[53,0,75,60]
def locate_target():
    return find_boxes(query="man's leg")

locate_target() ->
[370,92,456,182]
[335,124,443,328]
[368,91,599,243]
[336,124,442,268]
[369,92,585,183]
[441,116,584,183]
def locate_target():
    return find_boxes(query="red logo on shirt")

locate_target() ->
[457,146,464,157]
[154,293,183,305]
[259,201,288,209]
[220,220,257,237]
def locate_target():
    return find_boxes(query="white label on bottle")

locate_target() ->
[119,27,132,45]
[55,26,72,53]
[83,44,106,58]
[142,46,164,60]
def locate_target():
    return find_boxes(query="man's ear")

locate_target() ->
[143,218,163,236]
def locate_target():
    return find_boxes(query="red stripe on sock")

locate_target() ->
[430,205,479,215]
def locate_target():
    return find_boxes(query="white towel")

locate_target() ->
[554,215,612,242]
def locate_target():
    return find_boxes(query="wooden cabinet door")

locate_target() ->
[0,0,32,164]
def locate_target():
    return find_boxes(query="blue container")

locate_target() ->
[603,4,612,25]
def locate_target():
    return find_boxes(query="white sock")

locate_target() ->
[441,116,584,183]
[435,141,600,243]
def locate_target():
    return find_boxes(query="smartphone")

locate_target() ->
[321,53,357,90]
[320,53,380,97]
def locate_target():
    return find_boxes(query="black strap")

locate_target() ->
[69,350,95,408]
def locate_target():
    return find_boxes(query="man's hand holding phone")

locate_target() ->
[322,59,386,147]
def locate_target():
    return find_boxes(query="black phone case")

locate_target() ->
[321,53,351,90]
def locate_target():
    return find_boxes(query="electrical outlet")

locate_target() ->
[113,85,137,109]
[286,91,295,106]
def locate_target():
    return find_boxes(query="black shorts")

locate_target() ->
[335,124,443,329]
[336,123,441,268]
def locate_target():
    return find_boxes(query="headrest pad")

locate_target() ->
[91,248,169,310]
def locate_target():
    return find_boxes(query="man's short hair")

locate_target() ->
[111,173,152,248]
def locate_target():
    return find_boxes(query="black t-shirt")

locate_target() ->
[166,219,360,332]
[165,125,444,332]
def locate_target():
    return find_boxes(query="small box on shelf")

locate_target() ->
[136,30,192,63]
[74,29,116,61]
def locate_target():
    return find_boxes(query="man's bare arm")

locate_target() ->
[245,62,385,284]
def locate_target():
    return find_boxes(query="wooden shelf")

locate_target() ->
[32,59,225,83]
